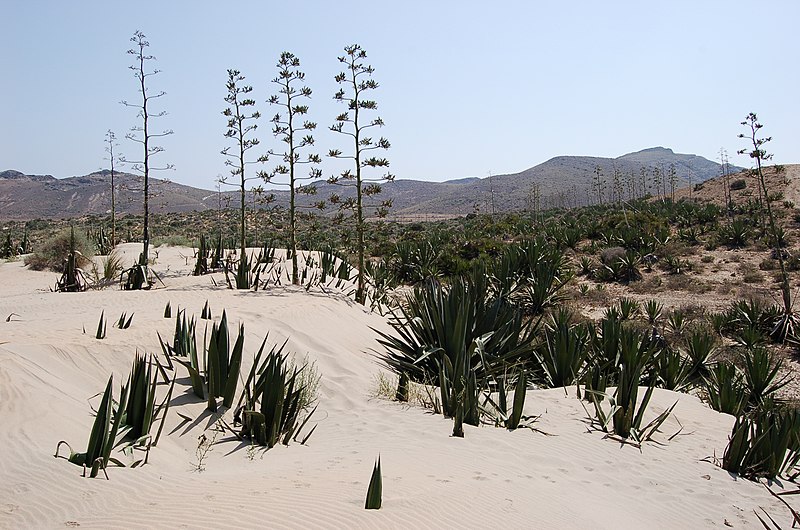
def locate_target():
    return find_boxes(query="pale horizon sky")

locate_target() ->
[2,1,798,190]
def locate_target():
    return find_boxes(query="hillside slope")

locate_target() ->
[0,148,740,220]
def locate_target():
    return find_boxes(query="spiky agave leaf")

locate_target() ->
[222,324,244,408]
[365,457,383,509]
[96,311,107,340]
[507,369,527,430]
[125,354,157,440]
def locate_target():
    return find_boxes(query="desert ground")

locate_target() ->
[0,243,796,529]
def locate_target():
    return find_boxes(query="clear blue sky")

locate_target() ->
[2,1,798,190]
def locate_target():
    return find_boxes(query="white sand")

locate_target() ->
[0,244,792,528]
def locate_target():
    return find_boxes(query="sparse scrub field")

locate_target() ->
[4,160,800,527]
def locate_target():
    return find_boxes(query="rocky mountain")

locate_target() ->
[0,148,743,220]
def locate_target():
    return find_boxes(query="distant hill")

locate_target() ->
[0,148,743,220]
[392,147,742,215]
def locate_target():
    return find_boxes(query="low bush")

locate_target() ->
[25,227,94,272]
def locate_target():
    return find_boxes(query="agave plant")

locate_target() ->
[235,338,317,448]
[743,346,790,407]
[486,368,529,430]
[587,327,673,442]
[533,309,588,388]
[618,297,640,321]
[725,298,780,338]
[666,309,688,335]
[122,251,151,291]
[124,354,158,441]
[234,251,253,289]
[54,376,121,478]
[365,259,398,313]
[116,312,134,329]
[205,311,244,411]
[651,346,691,391]
[391,240,440,284]
[210,233,223,270]
[718,218,752,248]
[55,226,88,292]
[722,403,800,480]
[163,313,204,398]
[644,299,663,327]
[374,268,535,388]
[704,361,749,417]
[683,330,716,383]
[493,238,571,314]
[192,234,210,276]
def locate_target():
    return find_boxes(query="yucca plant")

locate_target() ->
[163,301,172,318]
[365,457,382,510]
[236,338,317,448]
[704,361,749,416]
[722,403,800,480]
[116,312,134,329]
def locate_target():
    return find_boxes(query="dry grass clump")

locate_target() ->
[25,228,94,272]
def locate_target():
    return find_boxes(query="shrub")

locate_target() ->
[25,227,94,272]
[730,179,747,191]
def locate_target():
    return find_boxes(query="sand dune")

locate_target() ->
[0,244,793,528]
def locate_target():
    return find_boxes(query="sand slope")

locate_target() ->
[0,244,794,528]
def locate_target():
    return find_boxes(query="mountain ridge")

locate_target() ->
[0,147,745,220]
